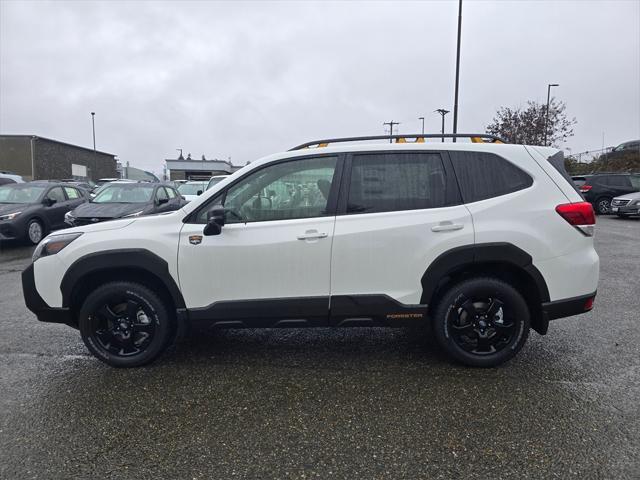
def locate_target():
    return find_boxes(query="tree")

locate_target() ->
[486,99,576,147]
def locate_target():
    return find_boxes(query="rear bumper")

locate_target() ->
[22,263,74,325]
[542,291,596,321]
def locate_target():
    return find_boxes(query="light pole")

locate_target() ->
[418,117,425,135]
[544,83,559,146]
[90,112,96,157]
[435,109,450,142]
[452,0,462,142]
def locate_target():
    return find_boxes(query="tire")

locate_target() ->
[432,277,530,368]
[26,219,44,245]
[595,197,611,215]
[79,281,174,367]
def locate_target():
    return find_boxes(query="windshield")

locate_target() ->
[0,185,46,204]
[93,184,155,203]
[178,183,207,196]
[207,177,227,190]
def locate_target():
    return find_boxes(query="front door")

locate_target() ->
[44,186,69,229]
[178,154,342,327]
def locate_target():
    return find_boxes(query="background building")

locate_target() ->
[165,153,240,180]
[0,135,117,181]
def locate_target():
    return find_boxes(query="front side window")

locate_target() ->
[47,187,66,203]
[347,152,447,214]
[450,151,533,203]
[196,156,338,224]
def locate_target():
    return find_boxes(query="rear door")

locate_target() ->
[329,150,473,324]
[63,186,87,210]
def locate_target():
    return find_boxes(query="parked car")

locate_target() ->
[0,171,25,183]
[0,181,88,244]
[611,191,640,218]
[206,175,229,190]
[22,134,599,368]
[578,173,640,214]
[600,140,640,161]
[64,181,184,226]
[177,181,209,202]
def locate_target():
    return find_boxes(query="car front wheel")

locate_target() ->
[432,277,530,367]
[26,219,44,245]
[79,282,173,367]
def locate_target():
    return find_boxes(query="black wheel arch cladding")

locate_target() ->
[60,248,186,311]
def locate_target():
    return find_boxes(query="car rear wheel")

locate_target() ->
[26,219,44,245]
[432,277,530,368]
[79,282,173,367]
[595,197,611,215]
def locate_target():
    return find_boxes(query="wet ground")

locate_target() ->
[1,216,638,479]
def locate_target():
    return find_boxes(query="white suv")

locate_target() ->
[22,134,599,368]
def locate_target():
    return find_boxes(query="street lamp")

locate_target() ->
[90,112,96,157]
[544,83,559,146]
[452,0,463,142]
[435,109,450,142]
[418,117,425,135]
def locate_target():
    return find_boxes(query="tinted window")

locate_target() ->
[195,156,338,224]
[166,187,177,199]
[450,151,533,203]
[608,176,631,187]
[47,187,66,203]
[156,187,169,201]
[630,176,640,190]
[347,153,447,214]
[64,187,80,199]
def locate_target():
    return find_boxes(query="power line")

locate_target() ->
[383,121,400,143]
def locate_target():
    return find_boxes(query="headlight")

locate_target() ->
[32,232,83,263]
[124,210,144,217]
[64,211,75,221]
[0,211,21,221]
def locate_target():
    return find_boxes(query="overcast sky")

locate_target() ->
[1,0,639,175]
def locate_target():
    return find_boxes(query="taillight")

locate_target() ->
[584,296,595,311]
[556,202,596,236]
[579,185,592,193]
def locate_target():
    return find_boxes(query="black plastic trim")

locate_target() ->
[329,294,427,327]
[420,242,551,305]
[22,263,74,325]
[60,249,186,309]
[188,296,329,328]
[289,133,507,150]
[542,291,596,321]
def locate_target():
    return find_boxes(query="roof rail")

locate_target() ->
[289,133,507,151]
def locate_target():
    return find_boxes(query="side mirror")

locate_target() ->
[197,190,203,196]
[157,197,169,205]
[203,207,225,236]
[43,197,56,207]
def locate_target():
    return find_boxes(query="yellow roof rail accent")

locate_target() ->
[395,137,425,143]
[471,136,504,144]
[416,137,425,143]
[317,143,328,148]
[395,137,407,143]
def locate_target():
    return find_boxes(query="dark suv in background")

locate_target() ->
[578,173,640,214]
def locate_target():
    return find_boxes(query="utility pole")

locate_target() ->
[90,112,96,159]
[418,117,425,135]
[383,121,400,143]
[452,0,462,142]
[435,109,450,142]
[544,83,559,146]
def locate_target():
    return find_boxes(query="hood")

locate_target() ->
[72,202,151,219]
[614,191,640,201]
[0,203,34,216]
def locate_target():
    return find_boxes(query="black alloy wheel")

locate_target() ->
[432,277,530,367]
[79,282,173,367]
[596,197,611,215]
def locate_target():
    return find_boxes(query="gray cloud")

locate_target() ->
[1,0,638,175]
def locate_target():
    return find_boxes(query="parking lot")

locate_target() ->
[0,215,638,479]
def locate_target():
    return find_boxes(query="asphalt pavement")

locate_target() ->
[0,216,638,479]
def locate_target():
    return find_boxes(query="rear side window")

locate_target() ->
[450,151,533,203]
[347,152,447,214]
[64,187,80,199]
[607,176,631,187]
[630,176,640,189]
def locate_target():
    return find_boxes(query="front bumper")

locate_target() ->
[22,263,75,325]
[542,291,597,321]
[0,222,21,240]
[611,204,640,215]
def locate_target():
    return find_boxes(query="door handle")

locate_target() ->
[297,231,328,240]
[431,222,464,232]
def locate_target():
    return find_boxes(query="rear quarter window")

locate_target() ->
[449,151,533,203]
